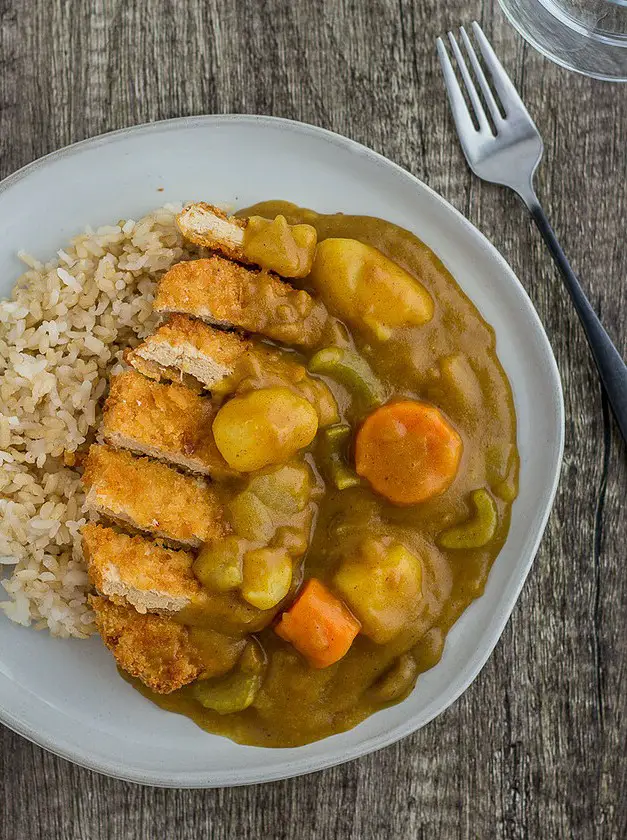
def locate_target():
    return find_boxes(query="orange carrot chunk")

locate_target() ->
[355,400,463,505]
[275,578,361,669]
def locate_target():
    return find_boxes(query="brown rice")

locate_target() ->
[0,204,192,637]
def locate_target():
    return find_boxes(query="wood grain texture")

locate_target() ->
[0,0,625,837]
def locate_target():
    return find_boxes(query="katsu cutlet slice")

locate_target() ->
[90,595,203,693]
[153,256,326,348]
[125,315,250,391]
[176,202,247,263]
[82,445,226,548]
[100,369,235,479]
[82,523,201,615]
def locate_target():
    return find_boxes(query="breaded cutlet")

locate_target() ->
[125,315,251,391]
[100,369,235,479]
[153,256,326,348]
[125,316,338,425]
[89,595,203,693]
[82,523,202,615]
[176,203,248,263]
[82,445,226,548]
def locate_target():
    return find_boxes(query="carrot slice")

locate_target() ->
[355,400,462,505]
[275,578,361,669]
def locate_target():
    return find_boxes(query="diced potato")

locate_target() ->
[228,491,275,542]
[437,488,498,549]
[370,653,419,702]
[440,353,482,411]
[333,538,423,643]
[224,341,339,428]
[310,238,434,340]
[307,377,341,427]
[241,547,293,610]
[247,461,312,513]
[243,215,317,278]
[193,536,245,592]
[191,639,266,714]
[212,387,319,472]
[274,525,310,557]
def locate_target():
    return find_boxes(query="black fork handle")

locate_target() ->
[526,197,627,446]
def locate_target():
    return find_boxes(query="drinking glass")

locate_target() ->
[497,0,627,80]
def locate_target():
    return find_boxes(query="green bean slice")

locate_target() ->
[191,640,266,714]
[308,346,385,412]
[437,489,498,549]
[320,424,361,490]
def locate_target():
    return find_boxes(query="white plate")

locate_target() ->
[0,115,564,787]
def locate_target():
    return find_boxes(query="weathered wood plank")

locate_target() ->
[0,0,625,838]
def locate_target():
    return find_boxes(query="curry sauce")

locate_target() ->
[127,202,519,747]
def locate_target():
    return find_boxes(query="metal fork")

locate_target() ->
[437,22,627,445]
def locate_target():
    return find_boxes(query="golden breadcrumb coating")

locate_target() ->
[82,445,226,548]
[126,315,250,389]
[176,202,247,262]
[90,595,203,693]
[101,369,235,479]
[82,523,201,614]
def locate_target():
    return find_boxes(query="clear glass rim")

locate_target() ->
[537,0,627,45]
[497,0,627,81]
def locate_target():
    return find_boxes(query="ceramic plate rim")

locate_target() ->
[0,114,564,787]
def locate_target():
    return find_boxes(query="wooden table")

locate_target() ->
[1,1,625,837]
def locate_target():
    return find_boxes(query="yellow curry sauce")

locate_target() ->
[132,202,519,746]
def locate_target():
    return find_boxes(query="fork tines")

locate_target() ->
[437,22,533,136]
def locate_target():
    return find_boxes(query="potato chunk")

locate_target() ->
[310,238,434,340]
[212,387,319,472]
[247,462,312,513]
[193,536,245,592]
[228,490,276,542]
[241,547,293,609]
[333,538,423,643]
[243,215,317,277]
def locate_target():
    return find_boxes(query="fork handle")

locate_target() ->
[526,196,627,444]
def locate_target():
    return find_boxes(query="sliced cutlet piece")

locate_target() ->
[125,316,339,425]
[153,256,327,348]
[82,445,226,548]
[177,203,247,263]
[82,523,202,615]
[125,315,250,391]
[176,202,317,279]
[90,595,203,693]
[100,369,236,479]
